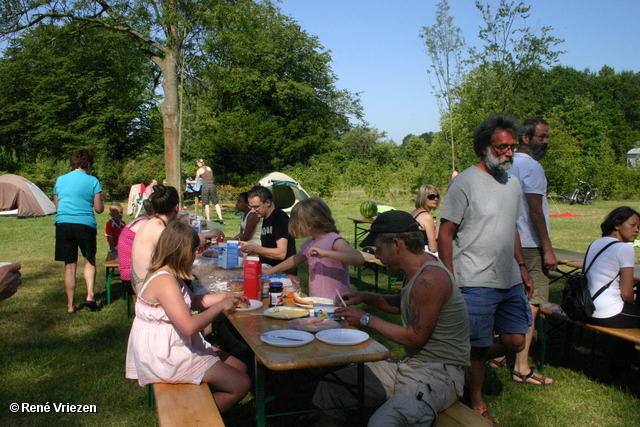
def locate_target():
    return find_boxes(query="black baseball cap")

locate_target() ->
[360,210,421,247]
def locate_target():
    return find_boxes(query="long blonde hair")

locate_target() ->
[149,222,200,280]
[414,184,440,210]
[289,197,338,238]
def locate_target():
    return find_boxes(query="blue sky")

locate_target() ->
[278,0,640,143]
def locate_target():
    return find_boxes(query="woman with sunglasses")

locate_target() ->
[410,184,440,254]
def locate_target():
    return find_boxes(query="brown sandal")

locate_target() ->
[488,357,508,369]
[512,369,553,385]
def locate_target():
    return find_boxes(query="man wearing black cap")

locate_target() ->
[311,210,470,427]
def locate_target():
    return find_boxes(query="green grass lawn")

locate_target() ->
[1,191,639,426]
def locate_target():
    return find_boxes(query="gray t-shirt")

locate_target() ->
[439,165,524,289]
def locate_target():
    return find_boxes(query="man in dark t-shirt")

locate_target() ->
[239,186,297,274]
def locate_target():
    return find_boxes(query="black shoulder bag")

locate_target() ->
[560,240,621,323]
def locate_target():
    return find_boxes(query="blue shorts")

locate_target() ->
[461,285,532,348]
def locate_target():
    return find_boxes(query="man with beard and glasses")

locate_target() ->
[489,117,554,386]
[438,114,534,425]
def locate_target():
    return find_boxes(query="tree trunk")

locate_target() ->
[159,50,182,201]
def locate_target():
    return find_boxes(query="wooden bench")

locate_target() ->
[153,383,224,427]
[537,302,640,370]
[433,401,493,427]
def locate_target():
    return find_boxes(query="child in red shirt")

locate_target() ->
[105,202,126,258]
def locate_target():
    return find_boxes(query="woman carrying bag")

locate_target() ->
[585,206,640,328]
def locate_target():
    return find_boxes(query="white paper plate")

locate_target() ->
[236,299,263,311]
[262,306,310,320]
[259,329,314,347]
[316,329,369,346]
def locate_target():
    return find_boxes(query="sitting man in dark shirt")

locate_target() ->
[239,186,297,274]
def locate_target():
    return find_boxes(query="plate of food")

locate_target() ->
[292,293,333,309]
[259,329,314,347]
[262,306,310,320]
[316,329,369,346]
[287,317,341,332]
[236,299,263,311]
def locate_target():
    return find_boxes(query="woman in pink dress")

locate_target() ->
[263,197,364,299]
[126,221,250,413]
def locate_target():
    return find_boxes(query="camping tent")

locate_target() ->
[0,174,57,218]
[256,172,309,213]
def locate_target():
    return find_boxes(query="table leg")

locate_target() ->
[357,362,365,422]
[106,267,113,305]
[255,357,266,427]
[353,221,358,248]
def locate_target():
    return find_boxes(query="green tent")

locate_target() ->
[256,172,310,213]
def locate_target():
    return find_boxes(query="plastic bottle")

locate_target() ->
[243,256,262,300]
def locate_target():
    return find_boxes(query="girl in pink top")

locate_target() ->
[263,197,364,299]
[125,221,250,413]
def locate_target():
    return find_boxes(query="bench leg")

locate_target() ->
[255,358,266,427]
[126,292,133,317]
[148,384,155,408]
[537,313,548,372]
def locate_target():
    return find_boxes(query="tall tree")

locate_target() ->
[183,2,361,182]
[469,0,564,115]
[0,0,243,191]
[420,0,466,173]
[0,24,159,191]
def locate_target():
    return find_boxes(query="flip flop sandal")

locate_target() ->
[512,369,552,386]
[488,357,508,369]
[83,300,100,312]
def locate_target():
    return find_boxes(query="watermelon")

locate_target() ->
[360,200,378,218]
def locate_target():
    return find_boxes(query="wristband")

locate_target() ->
[518,263,527,268]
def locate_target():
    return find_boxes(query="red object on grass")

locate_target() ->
[550,212,582,217]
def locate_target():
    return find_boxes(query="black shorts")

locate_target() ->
[55,223,97,263]
[201,182,219,205]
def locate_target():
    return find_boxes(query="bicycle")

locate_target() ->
[562,179,598,205]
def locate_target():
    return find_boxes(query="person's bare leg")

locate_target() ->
[83,257,96,302]
[204,204,211,222]
[215,204,223,221]
[513,305,553,384]
[64,262,78,313]
[467,346,490,415]
[201,358,250,413]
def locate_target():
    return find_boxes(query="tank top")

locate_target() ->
[413,211,430,246]
[401,258,470,367]
[200,167,214,183]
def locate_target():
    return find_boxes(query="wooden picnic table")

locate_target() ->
[553,248,585,264]
[226,296,390,426]
[565,260,640,281]
[356,250,402,293]
[348,216,375,248]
